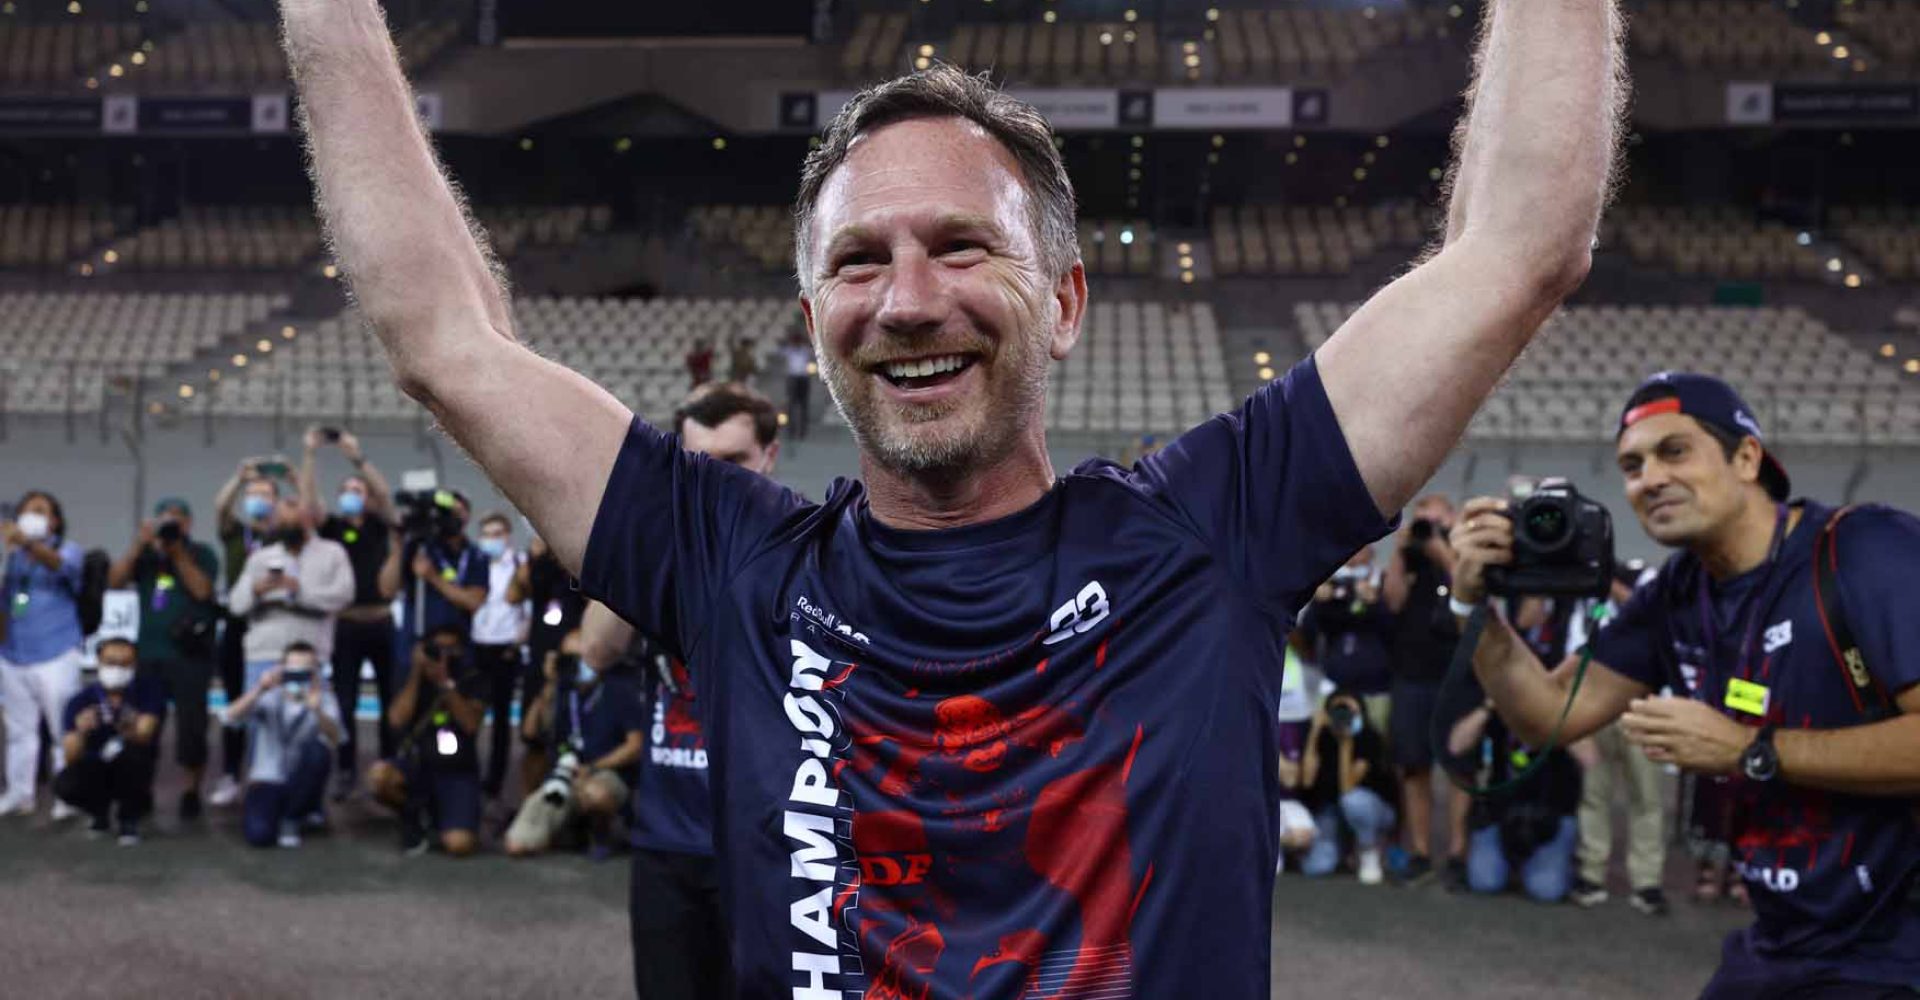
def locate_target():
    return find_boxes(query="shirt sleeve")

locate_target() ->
[458,549,489,591]
[298,543,356,615]
[1129,356,1395,614]
[1833,507,1920,698]
[580,417,808,659]
[227,550,259,617]
[61,689,91,731]
[1584,567,1670,692]
[55,541,84,594]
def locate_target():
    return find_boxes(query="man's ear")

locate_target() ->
[1734,435,1766,487]
[1048,261,1088,362]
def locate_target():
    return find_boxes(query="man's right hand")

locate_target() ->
[303,426,326,453]
[74,707,100,733]
[259,667,284,691]
[136,519,159,549]
[1449,497,1514,608]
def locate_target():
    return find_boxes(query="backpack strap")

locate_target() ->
[1810,506,1897,720]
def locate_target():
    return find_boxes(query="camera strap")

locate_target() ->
[1433,602,1603,798]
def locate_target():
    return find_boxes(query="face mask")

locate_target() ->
[337,491,366,517]
[282,668,313,696]
[574,660,597,686]
[242,496,274,523]
[478,537,507,560]
[16,511,50,540]
[98,665,134,690]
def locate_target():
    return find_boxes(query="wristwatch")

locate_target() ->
[1740,725,1780,783]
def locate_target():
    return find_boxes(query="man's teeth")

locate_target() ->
[884,355,967,380]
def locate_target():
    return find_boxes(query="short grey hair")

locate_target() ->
[792,63,1079,293]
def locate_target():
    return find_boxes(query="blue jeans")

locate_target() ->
[1301,787,1397,877]
[241,740,331,848]
[1467,815,1578,902]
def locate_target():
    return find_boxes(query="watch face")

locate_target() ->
[1742,743,1778,782]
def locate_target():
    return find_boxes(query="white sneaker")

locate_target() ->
[50,800,78,822]
[207,776,242,808]
[0,793,33,817]
[277,821,301,849]
[1357,848,1384,886]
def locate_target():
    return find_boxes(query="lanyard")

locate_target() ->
[97,689,120,729]
[567,685,603,749]
[436,544,472,582]
[1693,504,1794,689]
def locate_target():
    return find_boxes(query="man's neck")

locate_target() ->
[1695,495,1796,581]
[861,434,1057,532]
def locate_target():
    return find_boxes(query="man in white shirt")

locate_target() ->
[470,511,530,799]
[226,497,355,692]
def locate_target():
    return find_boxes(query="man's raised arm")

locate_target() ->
[280,0,628,573]
[1316,0,1627,515]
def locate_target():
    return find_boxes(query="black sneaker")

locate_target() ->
[1571,878,1609,908]
[399,807,428,856]
[1443,858,1471,894]
[85,812,111,839]
[178,789,202,822]
[1395,854,1435,886]
[117,819,141,847]
[1630,887,1671,917]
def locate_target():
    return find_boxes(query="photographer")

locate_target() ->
[1,490,87,819]
[367,627,487,857]
[379,490,486,668]
[1446,703,1580,902]
[224,642,342,849]
[470,512,530,800]
[1298,689,1400,884]
[1383,493,1470,888]
[227,497,354,691]
[107,497,219,820]
[1453,373,1920,996]
[54,638,164,844]
[505,633,644,859]
[299,425,403,800]
[209,458,295,810]
[1298,548,1393,734]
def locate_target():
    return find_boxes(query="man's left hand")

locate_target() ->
[1620,696,1750,776]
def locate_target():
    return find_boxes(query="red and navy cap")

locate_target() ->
[1617,371,1790,502]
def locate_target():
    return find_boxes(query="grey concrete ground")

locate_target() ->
[0,727,1745,999]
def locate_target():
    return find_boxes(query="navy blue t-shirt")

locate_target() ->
[582,357,1389,999]
[629,653,716,857]
[1588,501,1920,985]
[62,676,169,755]
[397,537,489,641]
[554,673,647,774]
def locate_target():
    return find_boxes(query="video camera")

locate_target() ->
[394,488,464,543]
[1484,479,1615,598]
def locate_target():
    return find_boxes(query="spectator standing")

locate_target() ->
[224,642,342,848]
[1383,493,1469,888]
[368,628,487,856]
[470,512,530,799]
[210,458,294,808]
[299,425,402,800]
[1299,689,1399,883]
[1,490,87,819]
[727,337,759,384]
[227,496,354,685]
[107,497,219,820]
[54,637,164,844]
[1450,705,1582,903]
[1298,547,1394,735]
[683,339,713,390]
[779,330,814,439]
[505,642,645,858]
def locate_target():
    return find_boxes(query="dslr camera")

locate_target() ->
[1313,565,1373,630]
[394,488,464,543]
[157,520,184,544]
[1484,478,1614,598]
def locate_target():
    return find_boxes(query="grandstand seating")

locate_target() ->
[1606,205,1829,282]
[0,17,140,90]
[0,291,287,413]
[842,12,909,81]
[213,297,797,422]
[122,16,460,91]
[689,205,794,273]
[1831,205,1920,282]
[476,205,614,259]
[1078,220,1158,277]
[1212,202,1426,277]
[1049,300,1235,433]
[935,19,1161,84]
[0,204,126,270]
[103,205,321,272]
[1835,0,1920,71]
[1298,301,1920,446]
[1212,5,1440,83]
[1631,0,1828,72]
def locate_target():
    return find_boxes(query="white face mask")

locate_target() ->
[16,511,50,540]
[98,665,135,690]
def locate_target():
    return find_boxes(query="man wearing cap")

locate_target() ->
[1452,372,1920,997]
[107,497,221,819]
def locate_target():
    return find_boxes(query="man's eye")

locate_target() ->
[940,241,986,257]
[835,253,880,271]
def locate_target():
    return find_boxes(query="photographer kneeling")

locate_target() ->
[1446,701,1581,902]
[55,638,165,844]
[506,637,645,859]
[224,642,342,849]
[367,627,487,857]
[1297,689,1399,884]
[1451,373,1920,997]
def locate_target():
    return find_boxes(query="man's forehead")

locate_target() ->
[682,412,761,457]
[817,117,1028,229]
[1617,411,1704,456]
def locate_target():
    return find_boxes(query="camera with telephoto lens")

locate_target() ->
[1484,478,1615,598]
[1325,699,1361,737]
[394,488,463,543]
[157,520,183,544]
[539,750,581,808]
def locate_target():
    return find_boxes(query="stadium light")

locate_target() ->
[1845,274,1862,288]
[1044,10,1056,22]
[131,51,145,65]
[1834,46,1850,59]
[1254,351,1272,365]
[1294,135,1307,148]
[1185,54,1202,69]
[777,412,790,427]
[1124,9,1138,22]
[232,354,248,367]
[1131,135,1145,148]
[178,385,194,399]
[79,263,94,276]
[1354,168,1368,180]
[1429,167,1444,181]
[1363,6,1377,18]
[1100,31,1114,45]
[1179,255,1194,269]
[1796,232,1811,245]
[1285,152,1299,165]
[322,264,339,279]
[806,362,818,376]
[1206,8,1220,21]
[1906,360,1920,375]
[1177,242,1192,255]
[257,339,274,353]
[711,137,727,150]
[1827,258,1843,272]
[1376,135,1390,148]
[1123,29,1137,44]
[281,325,296,339]
[1816,31,1831,45]
[918,44,934,57]
[1183,41,1197,54]
[67,1,80,14]
[147,402,164,416]
[1258,366,1275,380]
[85,77,99,90]
[1882,343,1897,358]
[102,249,118,263]
[208,369,221,381]
[1119,229,1135,245]
[109,64,124,78]
[1181,271,1195,284]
